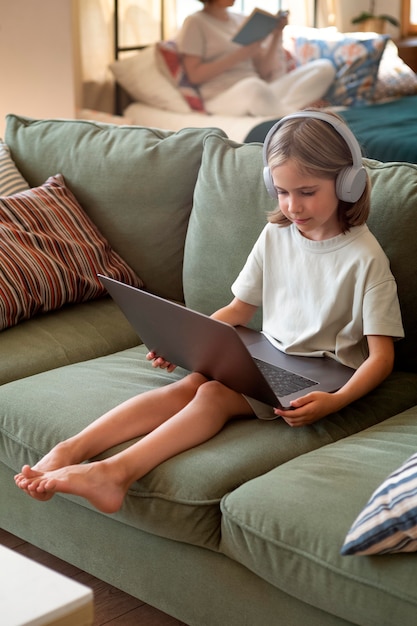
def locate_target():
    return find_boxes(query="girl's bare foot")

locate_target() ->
[16,461,129,513]
[14,466,55,501]
[14,439,91,502]
[33,439,85,473]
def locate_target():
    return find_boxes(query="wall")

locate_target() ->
[0,0,80,138]
[334,0,401,38]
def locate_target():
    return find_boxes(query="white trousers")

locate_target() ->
[205,59,336,117]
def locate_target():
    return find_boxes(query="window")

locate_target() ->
[402,0,417,35]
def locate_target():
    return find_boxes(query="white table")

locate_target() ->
[0,544,94,626]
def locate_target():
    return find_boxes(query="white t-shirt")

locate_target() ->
[231,223,404,370]
[177,10,257,101]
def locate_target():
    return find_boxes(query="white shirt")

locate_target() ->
[177,10,256,101]
[231,223,404,369]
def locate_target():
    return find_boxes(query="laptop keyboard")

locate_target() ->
[253,358,318,397]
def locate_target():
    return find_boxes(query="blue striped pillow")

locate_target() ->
[0,140,29,195]
[341,452,417,555]
[0,174,143,330]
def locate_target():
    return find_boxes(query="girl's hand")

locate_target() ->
[275,336,394,428]
[146,351,177,373]
[274,391,343,427]
[275,11,289,31]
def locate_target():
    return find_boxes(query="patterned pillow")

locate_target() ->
[0,174,143,330]
[341,452,417,555]
[373,40,417,101]
[283,47,297,73]
[292,32,389,107]
[0,140,29,195]
[156,41,206,112]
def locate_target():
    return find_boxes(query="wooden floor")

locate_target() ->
[0,528,186,625]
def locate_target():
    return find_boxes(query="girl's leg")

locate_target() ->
[16,380,254,513]
[268,59,336,114]
[16,373,208,478]
[205,76,276,116]
[205,60,335,117]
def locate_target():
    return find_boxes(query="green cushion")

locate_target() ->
[5,115,226,302]
[183,134,275,329]
[220,406,417,626]
[1,299,139,385]
[183,135,417,371]
[364,158,417,371]
[2,344,416,551]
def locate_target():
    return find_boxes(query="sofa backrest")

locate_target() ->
[5,115,226,303]
[183,134,417,372]
[364,158,417,371]
[5,117,417,372]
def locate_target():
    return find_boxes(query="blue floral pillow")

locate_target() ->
[292,33,389,107]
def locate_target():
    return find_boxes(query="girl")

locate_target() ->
[15,110,403,514]
[177,0,336,116]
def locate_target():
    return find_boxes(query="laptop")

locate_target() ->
[99,275,354,410]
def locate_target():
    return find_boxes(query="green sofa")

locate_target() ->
[1,114,417,626]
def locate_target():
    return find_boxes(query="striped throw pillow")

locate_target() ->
[0,174,143,330]
[0,141,29,195]
[341,451,417,555]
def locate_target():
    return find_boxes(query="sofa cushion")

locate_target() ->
[220,406,417,626]
[1,299,139,386]
[109,45,191,114]
[2,345,417,551]
[5,116,227,302]
[364,158,417,371]
[184,135,417,372]
[341,450,417,555]
[0,174,142,330]
[0,140,29,195]
[183,134,276,327]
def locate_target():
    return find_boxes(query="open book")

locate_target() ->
[232,8,289,46]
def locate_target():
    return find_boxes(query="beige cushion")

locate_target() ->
[109,46,191,113]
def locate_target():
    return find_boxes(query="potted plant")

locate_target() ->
[351,1,400,33]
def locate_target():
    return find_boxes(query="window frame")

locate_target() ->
[402,0,417,37]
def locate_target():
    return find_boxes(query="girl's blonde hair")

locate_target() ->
[266,109,371,232]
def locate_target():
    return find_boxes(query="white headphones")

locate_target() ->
[262,111,367,203]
